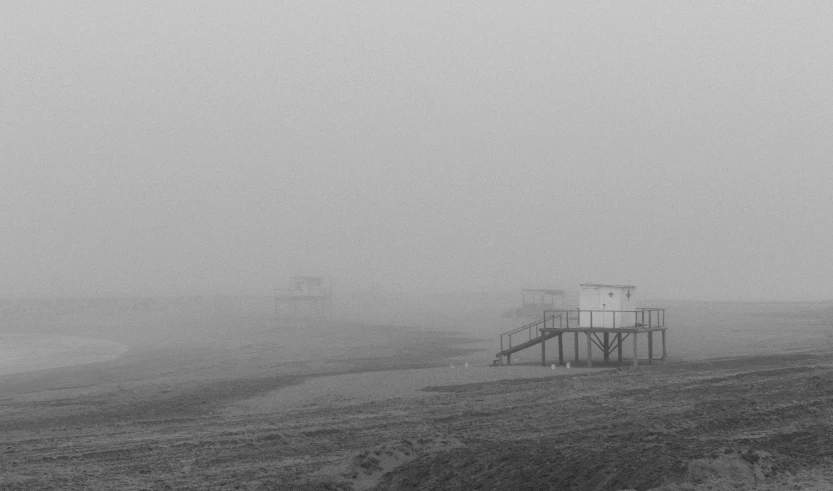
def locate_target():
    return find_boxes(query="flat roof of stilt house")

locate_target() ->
[580,283,636,289]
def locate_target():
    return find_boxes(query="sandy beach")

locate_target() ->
[1,298,832,490]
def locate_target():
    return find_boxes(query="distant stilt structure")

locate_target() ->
[274,276,333,318]
[505,289,565,319]
[494,283,667,367]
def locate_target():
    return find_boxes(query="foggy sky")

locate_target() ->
[3,2,832,301]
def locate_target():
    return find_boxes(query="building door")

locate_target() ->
[602,288,621,327]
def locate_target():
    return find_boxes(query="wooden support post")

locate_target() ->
[617,333,622,363]
[507,353,511,365]
[541,331,546,366]
[633,331,638,367]
[648,331,653,365]
[586,333,593,368]
[558,333,564,365]
[661,329,667,360]
[603,333,610,362]
[574,332,579,363]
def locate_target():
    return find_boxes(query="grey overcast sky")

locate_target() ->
[2,2,832,300]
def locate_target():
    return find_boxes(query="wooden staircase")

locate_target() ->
[494,313,571,365]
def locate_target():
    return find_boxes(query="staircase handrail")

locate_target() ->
[499,313,560,337]
[495,313,562,363]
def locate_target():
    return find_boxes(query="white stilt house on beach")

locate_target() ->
[579,283,638,328]
[495,282,667,367]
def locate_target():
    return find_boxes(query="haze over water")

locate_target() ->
[3,3,832,303]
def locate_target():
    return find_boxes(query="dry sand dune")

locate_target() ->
[1,298,832,490]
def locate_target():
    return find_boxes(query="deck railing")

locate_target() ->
[542,308,666,329]
[497,308,666,361]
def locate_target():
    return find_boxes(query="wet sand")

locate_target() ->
[231,364,613,413]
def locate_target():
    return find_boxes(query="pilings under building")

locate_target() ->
[538,308,666,367]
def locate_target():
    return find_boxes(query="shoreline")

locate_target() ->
[0,333,129,376]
